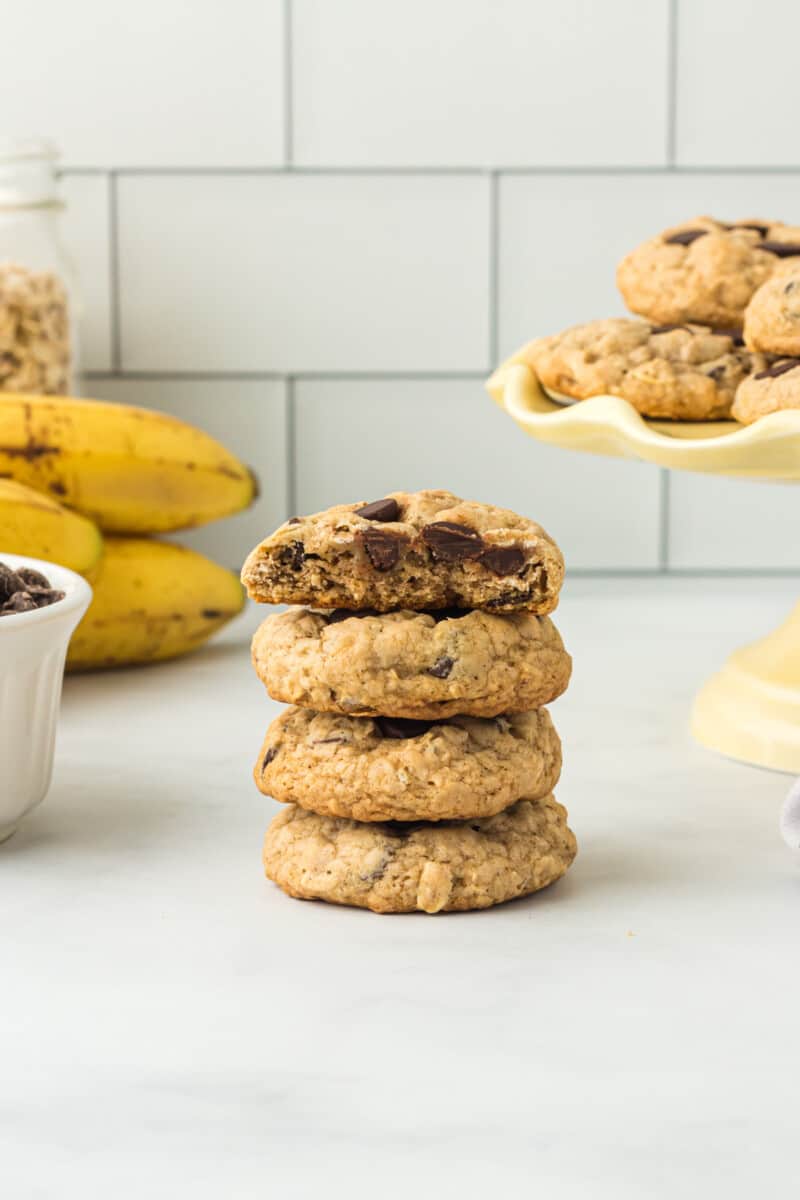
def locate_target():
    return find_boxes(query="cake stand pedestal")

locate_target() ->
[487,357,800,773]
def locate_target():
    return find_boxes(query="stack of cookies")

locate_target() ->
[520,215,800,425]
[241,489,577,915]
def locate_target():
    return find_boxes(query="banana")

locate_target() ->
[0,478,103,574]
[0,393,256,533]
[66,537,245,671]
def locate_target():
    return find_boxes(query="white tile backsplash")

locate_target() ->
[668,474,800,570]
[676,0,800,167]
[293,0,670,167]
[11,2,800,575]
[117,174,490,372]
[60,174,112,372]
[294,379,663,570]
[1,1,284,167]
[91,377,287,570]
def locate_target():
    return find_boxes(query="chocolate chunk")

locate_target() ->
[314,735,349,745]
[2,591,36,613]
[375,716,436,739]
[650,324,691,334]
[0,563,24,603]
[760,241,800,258]
[286,516,302,525]
[664,229,707,246]
[327,608,379,624]
[360,528,403,572]
[16,566,50,589]
[480,546,525,577]
[382,821,426,839]
[427,656,454,679]
[279,541,305,571]
[754,358,800,380]
[712,327,745,345]
[429,607,471,622]
[355,498,400,522]
[485,587,534,609]
[262,746,279,770]
[28,588,65,608]
[422,521,484,562]
[730,222,770,237]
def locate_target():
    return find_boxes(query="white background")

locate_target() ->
[4,0,799,572]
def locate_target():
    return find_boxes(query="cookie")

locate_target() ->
[617,216,800,330]
[241,490,564,615]
[731,358,800,424]
[262,795,577,914]
[521,318,764,420]
[255,706,562,822]
[251,606,572,719]
[743,264,800,357]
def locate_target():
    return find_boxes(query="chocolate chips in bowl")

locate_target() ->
[0,561,65,617]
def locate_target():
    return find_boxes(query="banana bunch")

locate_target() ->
[0,391,254,669]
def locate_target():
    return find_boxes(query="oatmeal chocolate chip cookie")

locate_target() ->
[743,265,800,357]
[731,358,800,424]
[617,216,800,330]
[262,795,577,914]
[241,490,564,615]
[521,317,765,420]
[255,706,561,823]
[251,607,571,719]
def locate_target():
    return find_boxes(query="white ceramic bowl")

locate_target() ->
[0,553,92,842]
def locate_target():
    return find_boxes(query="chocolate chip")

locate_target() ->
[730,222,770,237]
[427,656,454,679]
[707,365,727,382]
[354,497,400,522]
[2,591,36,613]
[485,587,535,609]
[327,608,379,623]
[429,607,471,622]
[760,242,800,258]
[754,358,800,380]
[0,563,24,603]
[27,588,64,608]
[360,528,403,572]
[480,546,526,577]
[16,566,50,589]
[712,327,745,345]
[287,516,302,525]
[375,716,436,739]
[262,746,279,770]
[422,521,484,562]
[314,735,349,745]
[279,541,305,571]
[382,821,426,839]
[650,324,691,334]
[664,229,707,246]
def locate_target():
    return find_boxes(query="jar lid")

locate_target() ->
[0,137,61,208]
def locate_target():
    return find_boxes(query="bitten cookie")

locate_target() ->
[617,216,800,329]
[251,607,572,719]
[262,795,577,914]
[241,490,564,615]
[255,706,562,822]
[521,318,764,420]
[743,265,800,357]
[732,358,800,424]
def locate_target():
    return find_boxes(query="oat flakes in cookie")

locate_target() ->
[262,795,577,914]
[732,358,800,424]
[241,490,564,615]
[521,317,765,420]
[255,706,562,823]
[617,216,800,330]
[251,606,571,719]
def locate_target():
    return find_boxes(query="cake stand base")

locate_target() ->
[691,601,800,773]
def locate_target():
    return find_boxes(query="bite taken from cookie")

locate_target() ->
[262,795,577,914]
[251,606,571,719]
[521,317,765,420]
[617,215,800,330]
[254,706,562,823]
[241,490,564,615]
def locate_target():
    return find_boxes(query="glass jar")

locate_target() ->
[0,138,80,395]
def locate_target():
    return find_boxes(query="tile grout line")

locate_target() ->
[666,0,679,166]
[283,0,294,166]
[488,171,500,367]
[61,165,800,178]
[108,170,122,372]
[84,369,490,382]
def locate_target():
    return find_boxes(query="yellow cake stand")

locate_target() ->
[487,355,800,773]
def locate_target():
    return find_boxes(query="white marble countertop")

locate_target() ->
[3,578,798,1199]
